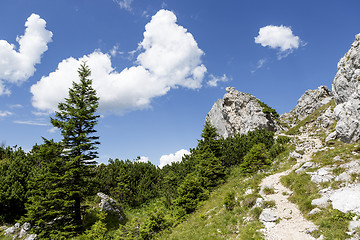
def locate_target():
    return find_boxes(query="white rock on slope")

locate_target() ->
[206,87,278,138]
[280,85,333,128]
[332,33,360,143]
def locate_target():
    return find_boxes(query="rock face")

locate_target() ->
[97,192,126,221]
[206,87,278,138]
[332,33,360,142]
[3,222,37,240]
[280,86,333,128]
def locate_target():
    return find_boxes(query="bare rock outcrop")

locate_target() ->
[280,86,334,128]
[332,33,360,143]
[97,192,126,221]
[206,87,279,138]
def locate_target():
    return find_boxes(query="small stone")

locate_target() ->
[289,151,303,159]
[309,208,322,215]
[311,196,331,208]
[259,209,278,222]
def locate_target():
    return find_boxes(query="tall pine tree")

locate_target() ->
[50,62,100,228]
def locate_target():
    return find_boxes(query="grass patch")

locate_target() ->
[155,167,266,240]
[262,186,275,195]
[281,172,319,213]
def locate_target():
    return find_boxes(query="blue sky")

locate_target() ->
[0,0,359,166]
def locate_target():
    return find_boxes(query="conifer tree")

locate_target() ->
[50,62,100,227]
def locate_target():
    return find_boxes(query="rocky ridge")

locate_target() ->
[206,87,279,138]
[332,33,360,143]
[280,85,334,129]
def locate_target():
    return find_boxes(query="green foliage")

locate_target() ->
[240,143,272,173]
[221,129,274,167]
[0,146,33,223]
[276,135,291,145]
[223,191,236,211]
[258,100,279,119]
[281,172,319,213]
[96,159,160,207]
[195,146,225,188]
[174,173,209,213]
[49,62,100,226]
[84,211,108,240]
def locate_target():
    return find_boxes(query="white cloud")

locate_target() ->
[207,74,230,87]
[0,111,13,117]
[13,120,49,126]
[8,104,23,109]
[47,127,58,133]
[0,14,52,87]
[251,58,267,74]
[159,149,190,168]
[0,81,10,96]
[113,0,134,11]
[137,156,149,163]
[255,25,301,58]
[109,45,124,57]
[31,10,206,115]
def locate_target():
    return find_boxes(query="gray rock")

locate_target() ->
[253,198,264,208]
[335,172,352,182]
[206,87,279,138]
[289,151,302,159]
[332,33,360,143]
[97,192,125,221]
[349,220,360,235]
[24,234,38,240]
[296,161,315,174]
[329,185,360,215]
[259,209,278,222]
[311,196,331,208]
[309,208,322,215]
[4,223,20,235]
[280,86,333,127]
[19,223,31,238]
[326,131,337,142]
[306,226,318,234]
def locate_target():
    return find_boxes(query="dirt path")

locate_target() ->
[259,134,321,240]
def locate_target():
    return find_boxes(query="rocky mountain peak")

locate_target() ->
[332,33,360,105]
[280,85,333,128]
[206,87,279,138]
[331,34,360,142]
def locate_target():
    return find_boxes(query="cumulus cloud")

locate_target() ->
[159,149,190,168]
[113,0,134,11]
[255,25,301,59]
[0,111,13,117]
[207,74,230,87]
[0,14,52,90]
[137,156,149,163]
[31,10,206,115]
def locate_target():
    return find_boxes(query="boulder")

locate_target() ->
[329,185,360,215]
[311,196,331,208]
[259,209,278,222]
[332,33,360,143]
[206,87,279,138]
[289,151,302,159]
[295,161,315,174]
[309,208,321,215]
[97,192,126,221]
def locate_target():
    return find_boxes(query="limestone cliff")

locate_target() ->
[332,33,360,143]
[205,87,279,138]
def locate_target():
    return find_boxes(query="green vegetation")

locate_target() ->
[286,99,336,136]
[258,100,279,119]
